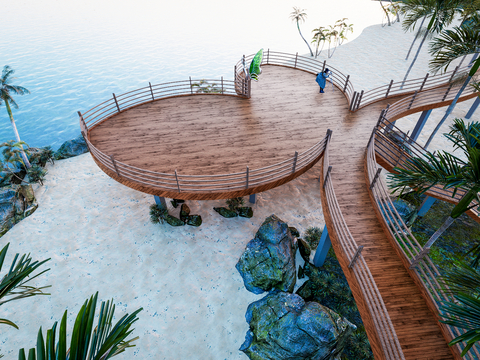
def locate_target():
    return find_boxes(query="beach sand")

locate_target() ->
[1,21,478,359]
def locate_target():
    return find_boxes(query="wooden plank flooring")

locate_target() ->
[88,65,455,359]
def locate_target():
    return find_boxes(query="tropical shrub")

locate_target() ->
[304,226,322,250]
[149,204,168,224]
[26,165,47,185]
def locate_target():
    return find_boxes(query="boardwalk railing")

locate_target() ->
[237,50,356,109]
[321,131,405,360]
[366,117,480,359]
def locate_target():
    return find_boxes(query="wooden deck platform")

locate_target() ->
[87,65,458,358]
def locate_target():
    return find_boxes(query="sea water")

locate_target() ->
[0,0,383,149]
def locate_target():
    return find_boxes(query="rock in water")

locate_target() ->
[213,207,238,218]
[55,135,89,160]
[298,238,312,263]
[237,206,253,218]
[180,203,191,222]
[185,215,202,227]
[164,214,184,226]
[240,291,356,360]
[236,215,296,294]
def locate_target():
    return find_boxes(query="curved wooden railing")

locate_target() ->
[366,130,480,360]
[357,64,473,110]
[320,131,405,360]
[237,50,356,109]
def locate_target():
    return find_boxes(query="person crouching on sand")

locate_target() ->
[316,68,330,93]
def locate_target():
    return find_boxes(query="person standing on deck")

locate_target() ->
[316,68,330,93]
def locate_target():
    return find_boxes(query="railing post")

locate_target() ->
[408,91,418,110]
[343,75,350,93]
[322,60,326,73]
[294,53,298,68]
[149,82,155,100]
[175,170,181,192]
[246,166,249,189]
[267,49,270,64]
[112,93,120,112]
[370,168,382,189]
[110,155,121,176]
[292,151,298,173]
[348,245,364,269]
[189,77,193,94]
[247,77,251,98]
[419,73,429,92]
[234,65,237,81]
[385,80,394,98]
[326,128,332,140]
[78,111,87,131]
[376,109,386,127]
[221,76,224,94]
[442,83,453,101]
[349,92,358,111]
[368,126,377,148]
[355,90,364,110]
[448,65,459,83]
[323,166,332,189]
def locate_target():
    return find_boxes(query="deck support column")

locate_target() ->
[313,225,331,267]
[410,109,432,142]
[249,194,256,204]
[418,196,436,217]
[466,97,480,119]
[154,196,167,209]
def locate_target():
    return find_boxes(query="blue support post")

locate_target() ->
[410,109,432,142]
[154,195,167,208]
[466,97,480,120]
[249,194,256,204]
[313,225,331,267]
[418,196,436,217]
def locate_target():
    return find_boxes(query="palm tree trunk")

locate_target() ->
[406,17,426,60]
[425,75,471,148]
[4,101,31,168]
[401,29,429,88]
[297,22,314,57]
[380,1,391,26]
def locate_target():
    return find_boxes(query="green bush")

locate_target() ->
[27,165,47,185]
[304,226,322,250]
[29,146,55,167]
[226,197,245,211]
[149,204,168,224]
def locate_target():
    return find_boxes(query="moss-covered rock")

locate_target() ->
[237,206,253,218]
[240,291,356,360]
[164,214,184,226]
[213,207,238,218]
[55,135,89,160]
[180,203,190,222]
[185,215,202,227]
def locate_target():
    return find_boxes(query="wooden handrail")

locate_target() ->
[320,130,405,360]
[366,113,480,359]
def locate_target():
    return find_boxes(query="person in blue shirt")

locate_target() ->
[315,68,330,93]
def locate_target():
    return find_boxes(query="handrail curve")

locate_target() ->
[321,131,405,360]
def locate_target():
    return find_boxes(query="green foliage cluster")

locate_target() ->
[191,80,223,94]
[149,204,168,224]
[311,18,354,58]
[226,197,245,211]
[304,226,322,250]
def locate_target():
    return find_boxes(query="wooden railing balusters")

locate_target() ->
[294,52,298,68]
[292,151,298,173]
[266,49,269,64]
[356,90,364,110]
[112,93,120,112]
[419,73,429,92]
[322,60,326,73]
[323,166,332,189]
[221,76,224,94]
[408,91,418,110]
[442,83,453,101]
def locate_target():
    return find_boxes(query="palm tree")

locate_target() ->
[0,66,31,168]
[425,13,480,148]
[389,118,480,263]
[400,0,461,86]
[290,7,314,57]
[311,26,328,58]
[0,243,50,329]
[439,262,480,355]
[18,292,143,360]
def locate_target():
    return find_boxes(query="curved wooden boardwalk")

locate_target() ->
[81,54,479,359]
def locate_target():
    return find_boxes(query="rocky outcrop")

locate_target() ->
[0,185,37,237]
[236,215,296,294]
[213,207,238,218]
[55,135,89,160]
[240,291,356,360]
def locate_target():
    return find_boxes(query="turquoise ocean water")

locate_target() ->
[0,0,381,149]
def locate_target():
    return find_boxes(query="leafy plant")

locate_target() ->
[29,146,55,167]
[226,197,245,211]
[0,243,50,329]
[311,26,329,58]
[149,204,168,224]
[18,292,143,360]
[191,80,223,94]
[0,141,30,185]
[304,226,322,250]
[26,165,47,185]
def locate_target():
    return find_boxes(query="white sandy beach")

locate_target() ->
[1,20,478,360]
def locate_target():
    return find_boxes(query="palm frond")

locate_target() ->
[439,262,480,294]
[18,292,143,360]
